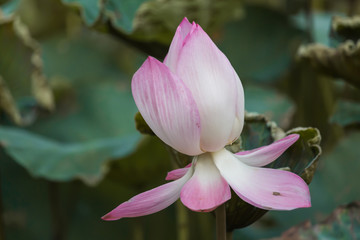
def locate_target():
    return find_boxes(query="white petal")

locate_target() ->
[175,24,240,152]
[227,70,245,143]
[213,149,311,210]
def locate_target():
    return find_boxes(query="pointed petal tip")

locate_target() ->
[165,164,192,181]
[285,133,300,142]
[101,169,193,221]
[146,55,156,62]
[101,212,120,221]
[180,17,190,25]
[165,174,172,181]
[234,133,301,167]
[138,56,156,69]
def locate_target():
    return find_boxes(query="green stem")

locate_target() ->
[215,204,226,240]
[176,201,189,240]
[132,219,144,240]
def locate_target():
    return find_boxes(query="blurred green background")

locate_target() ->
[0,0,360,239]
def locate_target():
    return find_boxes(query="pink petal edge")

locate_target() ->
[132,57,202,156]
[164,17,194,71]
[235,134,300,167]
[102,167,193,220]
[166,163,192,181]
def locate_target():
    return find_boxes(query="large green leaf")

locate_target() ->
[62,0,101,26]
[0,16,54,125]
[0,27,143,185]
[0,127,140,184]
[104,0,148,33]
[219,6,305,83]
[40,29,144,83]
[268,201,360,240]
[61,0,245,58]
[61,0,148,33]
[28,80,139,142]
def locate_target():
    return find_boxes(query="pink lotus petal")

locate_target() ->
[132,57,202,156]
[166,163,192,181]
[213,149,311,210]
[164,17,194,71]
[175,24,241,152]
[102,167,194,220]
[180,154,231,212]
[235,134,299,167]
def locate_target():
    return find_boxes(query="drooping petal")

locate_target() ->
[235,134,299,167]
[213,149,311,210]
[132,57,202,156]
[164,17,194,71]
[102,167,194,220]
[175,24,241,152]
[180,153,231,212]
[166,163,192,181]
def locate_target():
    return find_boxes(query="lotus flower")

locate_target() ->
[102,18,310,220]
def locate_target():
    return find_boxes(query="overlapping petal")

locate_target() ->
[132,57,202,156]
[175,24,243,152]
[164,17,194,71]
[102,167,194,220]
[235,134,299,167]
[213,149,311,211]
[180,154,231,212]
[166,163,192,181]
[227,70,245,144]
[105,18,311,222]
